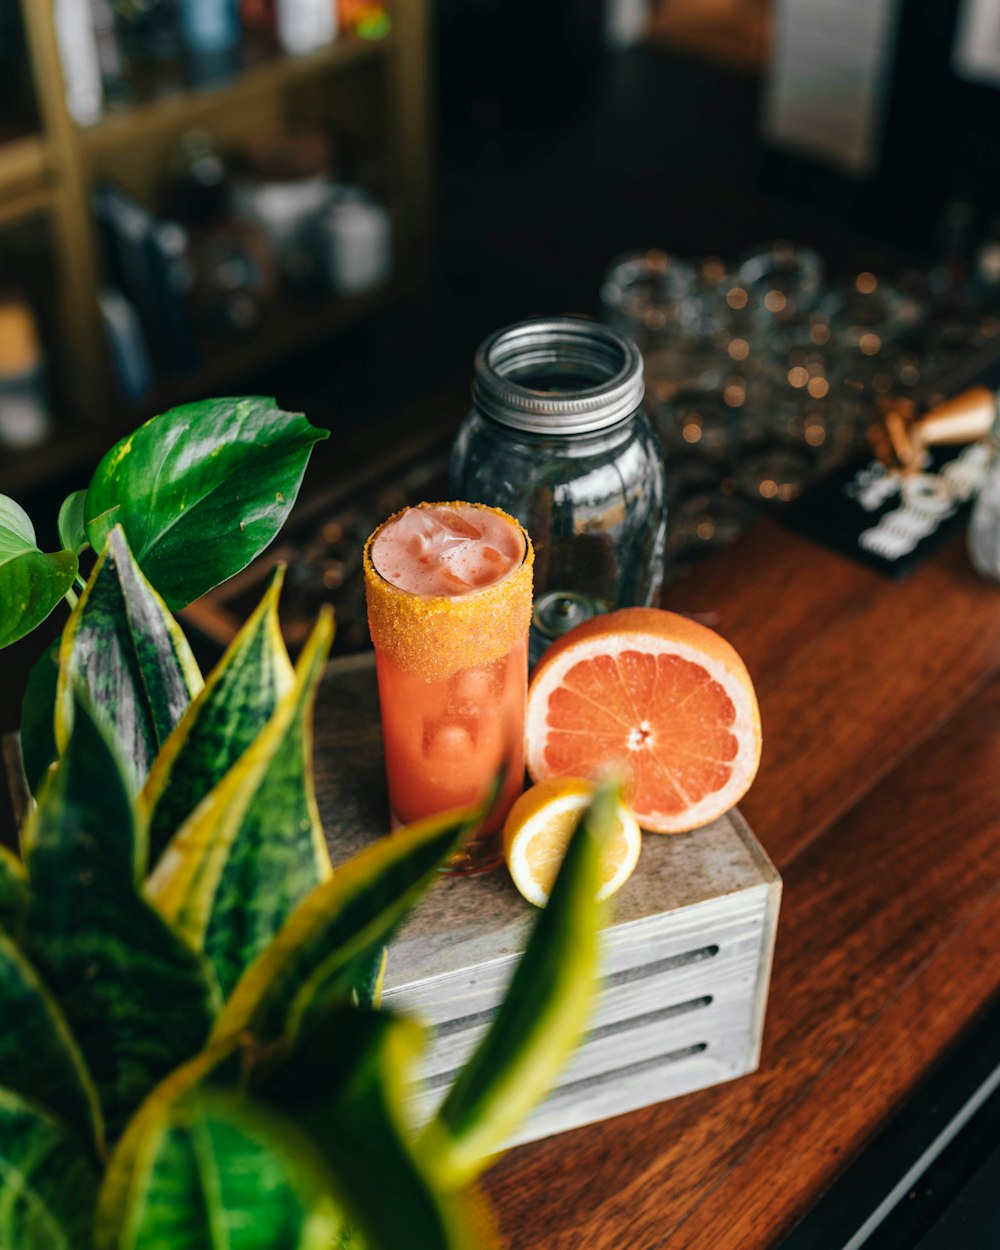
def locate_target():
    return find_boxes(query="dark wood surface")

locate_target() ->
[483,518,1000,1249]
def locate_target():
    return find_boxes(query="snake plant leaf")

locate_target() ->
[84,397,329,610]
[115,1090,346,1250]
[354,946,388,1010]
[95,1035,247,1250]
[0,495,77,650]
[22,691,220,1145]
[0,930,104,1152]
[142,566,295,866]
[213,802,482,1047]
[0,845,26,934]
[56,526,203,794]
[417,783,618,1189]
[255,1003,496,1250]
[19,640,60,797]
[0,1087,100,1250]
[146,611,333,998]
[57,489,89,555]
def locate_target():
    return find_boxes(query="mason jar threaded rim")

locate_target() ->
[472,316,645,435]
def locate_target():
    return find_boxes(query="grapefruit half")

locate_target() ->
[526,607,762,833]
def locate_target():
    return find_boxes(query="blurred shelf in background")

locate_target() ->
[0,135,50,228]
[120,279,401,429]
[82,31,389,158]
[0,0,429,495]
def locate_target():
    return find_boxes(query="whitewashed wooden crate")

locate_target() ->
[315,654,782,1146]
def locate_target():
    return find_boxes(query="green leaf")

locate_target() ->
[0,495,77,650]
[0,844,27,935]
[141,566,295,866]
[84,397,329,610]
[116,1090,345,1250]
[56,526,203,792]
[146,611,333,998]
[354,946,388,1010]
[0,930,104,1152]
[212,803,482,1047]
[0,1087,99,1250]
[417,783,618,1188]
[22,692,220,1145]
[256,1004,495,1250]
[19,640,60,797]
[57,490,89,556]
[95,1036,247,1250]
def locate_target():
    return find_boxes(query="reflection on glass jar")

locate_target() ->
[449,317,667,663]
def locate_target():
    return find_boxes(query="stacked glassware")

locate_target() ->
[599,241,987,576]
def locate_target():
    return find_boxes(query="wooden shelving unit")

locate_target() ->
[125,281,402,426]
[83,34,388,159]
[0,135,51,229]
[0,0,430,494]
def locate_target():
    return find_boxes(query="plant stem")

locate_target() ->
[64,587,78,609]
[74,573,86,592]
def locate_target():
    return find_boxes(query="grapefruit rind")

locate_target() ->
[526,627,761,834]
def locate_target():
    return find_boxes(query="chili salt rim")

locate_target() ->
[363,501,534,681]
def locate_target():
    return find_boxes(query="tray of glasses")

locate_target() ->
[315,652,782,1145]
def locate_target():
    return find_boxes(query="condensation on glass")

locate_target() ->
[449,316,667,662]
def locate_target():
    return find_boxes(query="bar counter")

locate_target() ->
[484,517,1000,1248]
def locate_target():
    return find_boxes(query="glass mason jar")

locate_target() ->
[449,316,667,662]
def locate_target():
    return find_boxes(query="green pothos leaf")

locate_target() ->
[146,610,333,999]
[141,565,295,866]
[56,526,203,792]
[0,1087,99,1250]
[19,639,60,798]
[57,489,89,555]
[84,397,329,610]
[0,495,77,650]
[22,691,220,1145]
[115,1090,345,1250]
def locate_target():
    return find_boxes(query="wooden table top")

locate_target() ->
[483,517,1000,1249]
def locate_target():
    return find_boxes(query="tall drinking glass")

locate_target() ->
[363,501,534,874]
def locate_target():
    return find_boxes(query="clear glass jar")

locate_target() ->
[449,317,667,662]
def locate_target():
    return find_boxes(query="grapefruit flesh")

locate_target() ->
[526,608,762,833]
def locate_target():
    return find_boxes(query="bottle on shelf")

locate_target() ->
[54,0,104,125]
[93,181,202,378]
[240,0,277,39]
[0,298,51,450]
[319,187,392,295]
[179,0,243,86]
[90,0,129,106]
[276,0,337,55]
[179,0,242,55]
[164,131,274,339]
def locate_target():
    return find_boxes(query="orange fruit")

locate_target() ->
[503,777,641,907]
[525,607,762,833]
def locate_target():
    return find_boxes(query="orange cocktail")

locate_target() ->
[364,501,533,873]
